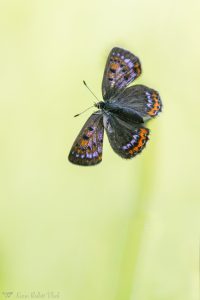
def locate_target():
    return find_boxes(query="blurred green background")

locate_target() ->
[0,0,199,299]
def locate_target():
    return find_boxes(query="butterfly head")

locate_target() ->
[94,101,105,110]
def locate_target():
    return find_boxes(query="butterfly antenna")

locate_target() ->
[83,80,100,103]
[74,105,94,118]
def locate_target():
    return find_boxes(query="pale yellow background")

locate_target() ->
[0,0,199,300]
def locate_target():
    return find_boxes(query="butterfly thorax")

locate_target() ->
[95,101,105,109]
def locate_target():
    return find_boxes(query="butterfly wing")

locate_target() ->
[103,114,149,159]
[110,84,162,122]
[102,47,142,101]
[68,112,104,166]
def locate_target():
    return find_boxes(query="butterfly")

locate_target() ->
[68,47,162,166]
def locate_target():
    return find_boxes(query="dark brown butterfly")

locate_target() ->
[68,47,162,166]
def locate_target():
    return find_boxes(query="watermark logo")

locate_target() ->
[1,291,60,299]
[2,291,13,298]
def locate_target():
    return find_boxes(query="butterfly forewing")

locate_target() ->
[68,113,104,166]
[102,47,142,101]
[103,114,149,159]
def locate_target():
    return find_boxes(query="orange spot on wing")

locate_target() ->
[80,139,88,147]
[110,63,119,70]
[128,128,149,155]
[148,92,161,116]
[135,66,141,76]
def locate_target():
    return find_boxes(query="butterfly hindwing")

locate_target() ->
[68,113,104,166]
[103,114,149,159]
[112,84,162,121]
[102,47,142,101]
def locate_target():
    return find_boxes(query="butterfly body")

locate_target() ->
[98,100,144,124]
[68,47,162,166]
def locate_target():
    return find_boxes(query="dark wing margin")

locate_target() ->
[68,112,104,166]
[103,114,149,159]
[102,47,142,101]
[114,84,162,121]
